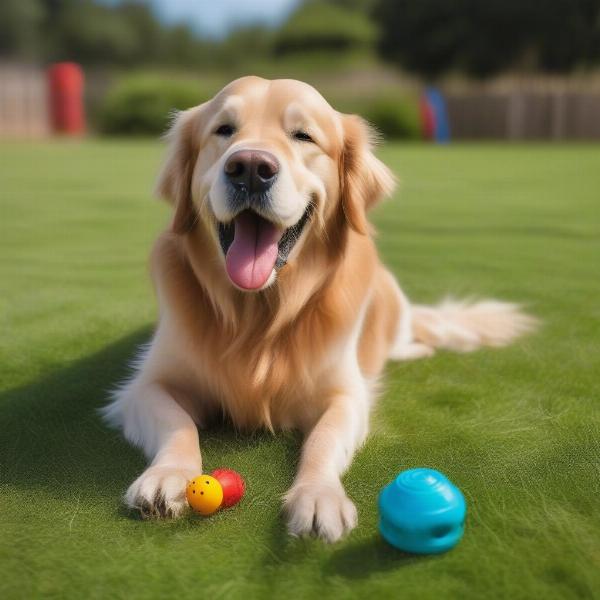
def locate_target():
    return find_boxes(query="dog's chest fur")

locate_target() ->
[153,233,371,431]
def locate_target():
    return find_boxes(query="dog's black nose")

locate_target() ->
[224,150,279,193]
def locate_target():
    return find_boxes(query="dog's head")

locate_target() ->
[157,76,395,291]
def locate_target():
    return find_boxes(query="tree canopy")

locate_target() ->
[274,2,377,55]
[1,0,599,78]
[0,0,212,67]
[372,0,600,77]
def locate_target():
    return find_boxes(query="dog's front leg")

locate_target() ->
[283,379,370,542]
[107,381,202,518]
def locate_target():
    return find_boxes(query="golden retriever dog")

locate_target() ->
[103,76,534,542]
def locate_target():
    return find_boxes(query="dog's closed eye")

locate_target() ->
[215,124,236,137]
[293,130,314,143]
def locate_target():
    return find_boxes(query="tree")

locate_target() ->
[0,0,45,59]
[0,0,211,68]
[372,0,600,78]
[54,1,141,65]
[274,1,377,55]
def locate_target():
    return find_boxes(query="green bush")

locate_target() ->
[96,74,421,141]
[362,95,422,139]
[332,93,422,140]
[98,75,207,135]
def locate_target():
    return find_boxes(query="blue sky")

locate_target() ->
[101,0,301,38]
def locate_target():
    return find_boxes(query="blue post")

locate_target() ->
[425,87,451,144]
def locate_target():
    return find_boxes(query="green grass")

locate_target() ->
[1,140,599,600]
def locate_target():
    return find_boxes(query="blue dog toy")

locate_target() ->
[378,468,466,554]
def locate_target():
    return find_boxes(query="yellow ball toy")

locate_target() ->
[186,475,224,516]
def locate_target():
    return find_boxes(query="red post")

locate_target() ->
[419,94,435,141]
[48,62,85,135]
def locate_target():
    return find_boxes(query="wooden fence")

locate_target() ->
[0,64,50,138]
[445,91,600,139]
[1,63,600,140]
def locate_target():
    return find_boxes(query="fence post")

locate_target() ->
[507,92,526,139]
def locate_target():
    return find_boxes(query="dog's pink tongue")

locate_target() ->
[225,212,282,290]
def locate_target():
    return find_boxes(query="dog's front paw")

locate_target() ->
[283,480,357,543]
[125,466,198,519]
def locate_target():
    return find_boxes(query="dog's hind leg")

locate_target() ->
[389,340,436,360]
[384,272,437,361]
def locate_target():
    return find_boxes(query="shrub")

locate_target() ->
[96,74,421,140]
[362,95,422,139]
[331,93,422,140]
[98,75,207,135]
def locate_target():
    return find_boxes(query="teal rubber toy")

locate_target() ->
[378,468,466,554]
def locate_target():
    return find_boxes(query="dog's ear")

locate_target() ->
[155,106,203,234]
[339,114,396,235]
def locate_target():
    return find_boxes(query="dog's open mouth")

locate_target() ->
[217,206,312,290]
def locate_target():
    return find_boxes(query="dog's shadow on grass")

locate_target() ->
[0,329,152,501]
[261,516,433,579]
[259,493,433,577]
[324,536,435,578]
[0,328,295,517]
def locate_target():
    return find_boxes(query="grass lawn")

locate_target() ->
[1,140,599,600]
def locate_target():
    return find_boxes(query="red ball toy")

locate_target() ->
[211,468,245,508]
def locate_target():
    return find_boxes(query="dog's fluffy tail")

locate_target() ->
[409,298,537,354]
